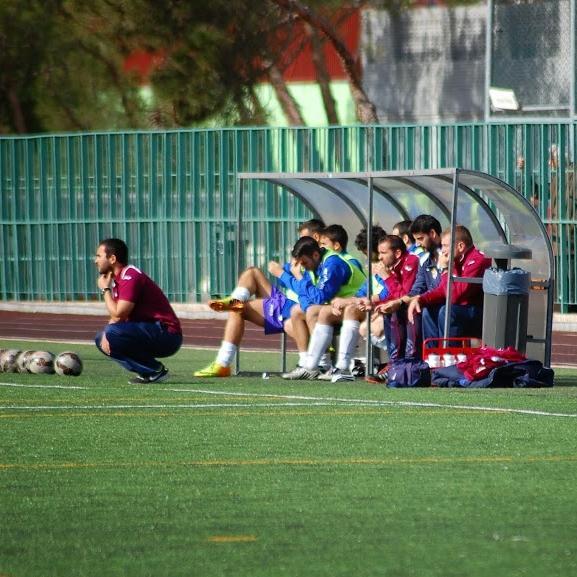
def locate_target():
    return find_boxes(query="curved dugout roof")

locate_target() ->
[238,168,555,365]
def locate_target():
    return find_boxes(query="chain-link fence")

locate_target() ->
[363,0,576,122]
[490,0,573,118]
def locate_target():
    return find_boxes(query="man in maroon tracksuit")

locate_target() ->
[408,225,491,341]
[360,234,420,361]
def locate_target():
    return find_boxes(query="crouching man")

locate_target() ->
[94,238,183,384]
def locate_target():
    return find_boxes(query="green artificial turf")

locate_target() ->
[1,339,577,577]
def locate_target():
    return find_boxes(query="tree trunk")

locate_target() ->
[304,23,339,125]
[271,0,379,124]
[267,61,305,126]
[7,88,27,133]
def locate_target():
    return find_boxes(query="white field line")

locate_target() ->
[0,402,359,411]
[1,383,576,418]
[168,387,577,419]
[0,382,88,390]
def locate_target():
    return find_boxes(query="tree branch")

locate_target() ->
[270,0,379,123]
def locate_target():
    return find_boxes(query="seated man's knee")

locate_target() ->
[290,305,305,321]
[370,316,385,338]
[343,304,362,321]
[305,304,321,326]
[240,266,259,282]
[318,305,335,324]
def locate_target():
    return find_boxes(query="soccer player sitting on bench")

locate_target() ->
[193,219,324,377]
[361,234,420,362]
[303,225,388,382]
[271,235,366,380]
[407,225,491,340]
[380,214,445,352]
[392,219,428,263]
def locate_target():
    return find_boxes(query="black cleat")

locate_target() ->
[129,365,169,384]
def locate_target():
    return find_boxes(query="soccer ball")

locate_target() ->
[28,351,56,374]
[16,350,35,373]
[0,349,21,373]
[54,351,83,376]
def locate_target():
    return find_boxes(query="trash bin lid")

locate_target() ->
[482,243,532,260]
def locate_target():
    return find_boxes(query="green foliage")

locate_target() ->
[0,0,374,132]
[0,0,148,133]
[0,0,60,133]
[0,0,497,133]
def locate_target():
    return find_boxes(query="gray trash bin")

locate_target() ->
[482,267,531,353]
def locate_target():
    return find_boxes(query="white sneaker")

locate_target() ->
[331,368,355,382]
[281,366,320,380]
[318,363,333,374]
[318,367,339,381]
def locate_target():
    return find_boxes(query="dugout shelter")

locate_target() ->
[237,168,554,367]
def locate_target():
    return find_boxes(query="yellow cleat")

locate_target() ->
[208,296,245,312]
[194,361,231,378]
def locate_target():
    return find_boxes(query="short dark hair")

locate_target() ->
[291,236,321,259]
[410,214,442,236]
[354,225,387,255]
[379,234,406,254]
[298,218,326,236]
[321,224,348,250]
[393,220,415,243]
[99,238,128,264]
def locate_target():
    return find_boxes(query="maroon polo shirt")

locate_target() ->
[112,265,182,334]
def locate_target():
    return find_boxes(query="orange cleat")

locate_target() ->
[193,361,232,378]
[208,296,245,312]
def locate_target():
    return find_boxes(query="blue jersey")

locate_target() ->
[408,250,443,297]
[355,273,389,300]
[278,261,314,304]
[409,244,429,266]
[280,251,352,312]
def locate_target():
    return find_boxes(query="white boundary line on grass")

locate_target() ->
[0,382,88,390]
[1,384,575,418]
[168,387,577,419]
[0,402,361,411]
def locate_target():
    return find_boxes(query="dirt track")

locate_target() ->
[0,310,575,366]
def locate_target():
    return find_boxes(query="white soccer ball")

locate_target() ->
[54,351,83,376]
[0,349,22,373]
[16,350,35,373]
[28,351,56,374]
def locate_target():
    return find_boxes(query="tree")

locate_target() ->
[68,0,277,127]
[270,0,379,123]
[0,0,61,133]
[2,0,446,132]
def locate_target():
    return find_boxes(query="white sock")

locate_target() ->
[230,287,250,301]
[216,341,238,367]
[298,351,308,367]
[319,352,332,370]
[336,320,360,370]
[304,324,334,370]
[370,333,388,350]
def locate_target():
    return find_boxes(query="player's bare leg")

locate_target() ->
[195,300,267,377]
[208,267,272,312]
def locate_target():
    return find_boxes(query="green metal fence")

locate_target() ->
[1,123,575,310]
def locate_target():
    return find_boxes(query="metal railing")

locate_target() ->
[1,122,575,310]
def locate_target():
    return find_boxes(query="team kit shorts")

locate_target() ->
[263,286,296,334]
